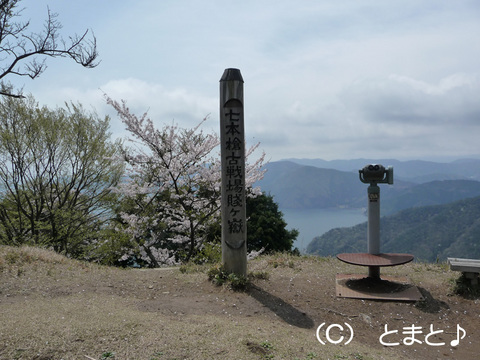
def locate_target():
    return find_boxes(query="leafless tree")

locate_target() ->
[0,0,99,98]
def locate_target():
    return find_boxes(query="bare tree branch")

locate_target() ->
[0,0,99,98]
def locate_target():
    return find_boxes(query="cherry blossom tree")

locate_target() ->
[106,96,266,266]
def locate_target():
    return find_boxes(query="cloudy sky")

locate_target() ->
[7,0,480,161]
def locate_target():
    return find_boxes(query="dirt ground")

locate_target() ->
[0,246,479,359]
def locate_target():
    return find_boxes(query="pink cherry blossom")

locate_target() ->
[105,95,266,266]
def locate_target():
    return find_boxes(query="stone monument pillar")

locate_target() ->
[219,68,247,276]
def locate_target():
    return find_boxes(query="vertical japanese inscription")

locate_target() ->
[222,100,245,246]
[220,68,246,276]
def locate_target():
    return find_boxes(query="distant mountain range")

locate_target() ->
[282,158,480,183]
[256,159,480,213]
[306,196,480,262]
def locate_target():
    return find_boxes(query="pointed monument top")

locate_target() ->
[220,68,244,82]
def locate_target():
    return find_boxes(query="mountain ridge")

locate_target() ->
[281,157,480,183]
[257,159,480,212]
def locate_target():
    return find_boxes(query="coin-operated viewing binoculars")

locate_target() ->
[335,163,418,300]
[359,164,393,277]
[359,164,393,185]
[335,163,417,300]
[338,162,404,280]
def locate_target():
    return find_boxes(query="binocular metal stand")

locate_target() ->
[335,165,421,301]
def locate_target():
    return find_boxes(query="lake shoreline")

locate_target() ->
[281,207,367,253]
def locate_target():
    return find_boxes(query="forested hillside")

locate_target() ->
[381,179,480,215]
[306,196,480,262]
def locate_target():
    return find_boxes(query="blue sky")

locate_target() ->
[8,0,480,161]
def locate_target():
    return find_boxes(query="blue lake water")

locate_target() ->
[281,208,367,253]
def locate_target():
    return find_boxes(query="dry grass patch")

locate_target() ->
[1,246,480,359]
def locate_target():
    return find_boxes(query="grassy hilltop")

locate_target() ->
[1,246,479,360]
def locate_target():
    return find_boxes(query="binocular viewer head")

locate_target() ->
[359,164,393,185]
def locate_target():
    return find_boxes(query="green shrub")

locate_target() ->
[191,241,222,264]
[207,264,249,290]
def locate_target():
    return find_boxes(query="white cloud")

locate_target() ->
[9,0,480,161]
[30,78,218,143]
[340,73,480,126]
[390,73,480,96]
[100,78,216,120]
